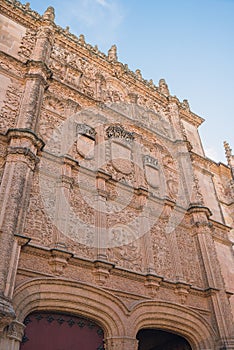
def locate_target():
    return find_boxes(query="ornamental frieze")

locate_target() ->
[106,125,134,142]
[0,83,23,133]
[18,28,36,61]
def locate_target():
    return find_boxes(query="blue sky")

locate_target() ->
[28,0,234,163]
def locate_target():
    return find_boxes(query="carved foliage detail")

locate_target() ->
[107,225,143,272]
[176,225,203,287]
[0,83,23,133]
[106,125,134,142]
[18,29,37,60]
[151,223,174,280]
[7,320,25,341]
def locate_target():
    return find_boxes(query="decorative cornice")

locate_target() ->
[26,59,52,84]
[144,274,163,297]
[179,107,204,127]
[93,260,115,285]
[187,204,213,218]
[174,281,191,304]
[6,128,45,150]
[7,146,40,167]
[14,233,31,246]
[49,248,73,276]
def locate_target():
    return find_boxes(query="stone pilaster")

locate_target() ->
[4,234,30,299]
[95,124,108,260]
[0,7,55,329]
[53,156,76,249]
[16,8,55,130]
[188,205,234,346]
[0,129,43,331]
[95,169,110,260]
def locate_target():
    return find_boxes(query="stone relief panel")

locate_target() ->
[213,173,233,204]
[0,73,11,121]
[24,169,96,259]
[176,222,203,287]
[150,221,175,280]
[107,226,144,273]
[104,78,127,103]
[0,52,26,78]
[18,28,37,61]
[38,109,66,144]
[132,103,172,140]
[0,81,23,133]
[68,185,96,258]
[39,94,81,144]
[49,43,176,144]
[43,94,66,116]
[24,172,55,247]
[50,43,103,98]
[106,200,144,272]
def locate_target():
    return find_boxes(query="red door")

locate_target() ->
[20,312,104,350]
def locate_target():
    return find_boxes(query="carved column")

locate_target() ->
[4,234,30,299]
[188,206,234,348]
[17,7,55,131]
[0,320,25,350]
[0,130,43,331]
[0,7,55,331]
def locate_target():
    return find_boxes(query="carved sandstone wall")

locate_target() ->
[0,1,234,349]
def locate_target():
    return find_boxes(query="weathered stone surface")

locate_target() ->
[0,0,233,348]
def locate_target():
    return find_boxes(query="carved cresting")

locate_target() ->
[106,125,134,143]
[76,123,96,139]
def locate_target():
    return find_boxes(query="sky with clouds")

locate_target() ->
[28,0,234,163]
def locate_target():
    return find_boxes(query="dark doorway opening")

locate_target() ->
[20,311,104,350]
[137,329,192,350]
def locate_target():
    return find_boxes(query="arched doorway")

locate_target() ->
[137,329,192,350]
[20,311,104,350]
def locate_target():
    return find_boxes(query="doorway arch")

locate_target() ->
[19,311,104,350]
[137,328,192,350]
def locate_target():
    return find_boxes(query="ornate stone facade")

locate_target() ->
[0,1,233,349]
